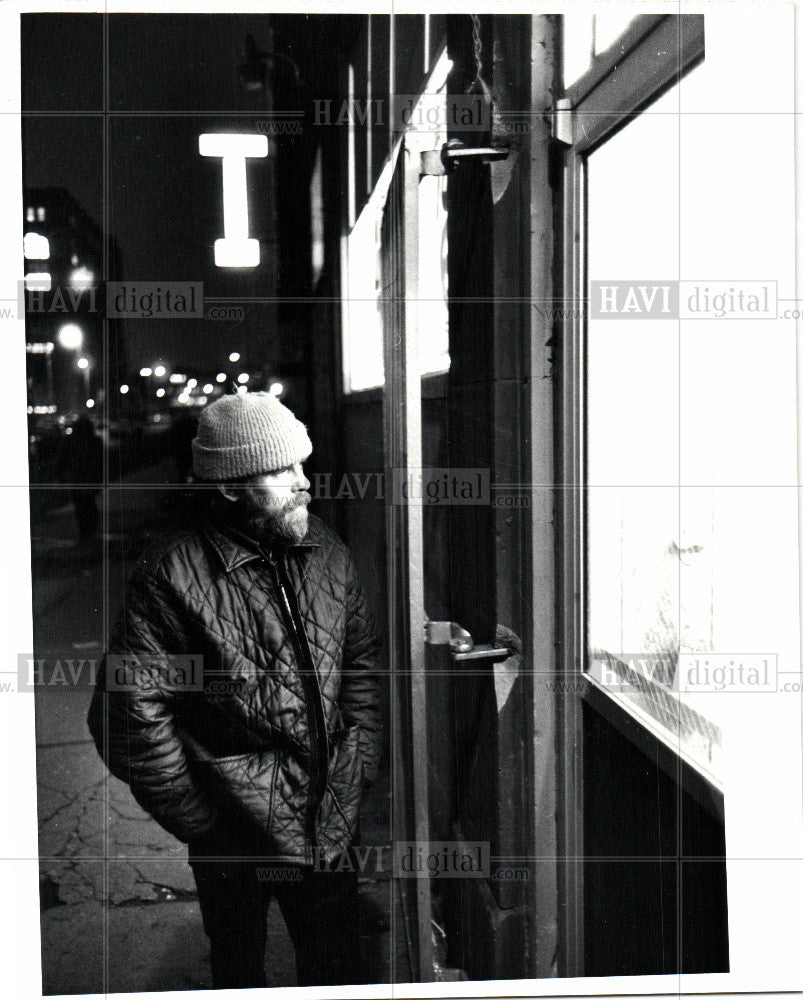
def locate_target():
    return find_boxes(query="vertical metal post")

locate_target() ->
[402,136,434,982]
[558,131,587,980]
[45,350,55,409]
[524,13,562,979]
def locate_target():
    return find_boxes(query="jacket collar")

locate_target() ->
[204,517,321,575]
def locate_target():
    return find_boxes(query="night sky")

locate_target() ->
[21,13,297,375]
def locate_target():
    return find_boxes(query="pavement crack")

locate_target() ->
[39,794,80,826]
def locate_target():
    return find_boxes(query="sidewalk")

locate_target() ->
[32,461,402,993]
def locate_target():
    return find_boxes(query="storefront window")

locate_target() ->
[585,13,797,785]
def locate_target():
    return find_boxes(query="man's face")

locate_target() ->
[228,463,311,544]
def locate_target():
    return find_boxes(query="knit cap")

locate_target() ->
[191,391,312,481]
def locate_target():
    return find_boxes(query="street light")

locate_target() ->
[70,266,94,290]
[57,323,83,351]
[77,356,90,398]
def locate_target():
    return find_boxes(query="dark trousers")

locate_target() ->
[188,824,361,988]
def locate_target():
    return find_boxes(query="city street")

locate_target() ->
[31,460,399,993]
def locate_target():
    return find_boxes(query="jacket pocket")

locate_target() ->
[181,729,312,861]
[315,725,364,863]
[202,749,281,832]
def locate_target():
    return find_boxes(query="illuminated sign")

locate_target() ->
[198,133,268,268]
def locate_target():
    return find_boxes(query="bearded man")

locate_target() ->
[87,390,381,989]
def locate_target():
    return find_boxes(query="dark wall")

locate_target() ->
[583,701,729,976]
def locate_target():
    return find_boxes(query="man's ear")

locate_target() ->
[217,482,241,503]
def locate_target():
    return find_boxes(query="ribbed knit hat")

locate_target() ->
[191,391,312,481]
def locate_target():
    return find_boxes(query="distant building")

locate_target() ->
[22,187,126,423]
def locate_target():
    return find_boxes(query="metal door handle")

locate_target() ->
[424,619,510,661]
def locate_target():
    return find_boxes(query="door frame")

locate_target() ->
[381,46,452,981]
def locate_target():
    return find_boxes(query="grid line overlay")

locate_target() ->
[17,5,793,994]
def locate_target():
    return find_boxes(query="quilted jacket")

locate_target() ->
[87,512,382,865]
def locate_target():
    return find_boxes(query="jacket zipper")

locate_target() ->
[265,550,329,850]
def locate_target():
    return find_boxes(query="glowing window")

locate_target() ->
[23,233,50,260]
[24,272,51,291]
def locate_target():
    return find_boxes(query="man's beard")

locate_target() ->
[232,487,311,545]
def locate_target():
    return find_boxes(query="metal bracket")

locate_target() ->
[420,139,510,176]
[552,97,574,147]
[424,619,510,661]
